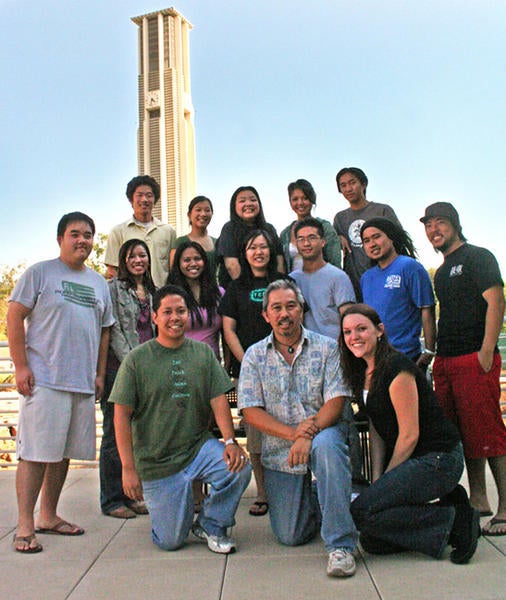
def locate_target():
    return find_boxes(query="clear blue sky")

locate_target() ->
[2,0,505,274]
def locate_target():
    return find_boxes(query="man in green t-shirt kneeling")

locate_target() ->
[110,285,251,553]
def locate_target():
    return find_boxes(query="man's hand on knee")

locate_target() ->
[288,438,312,467]
[122,466,143,501]
[223,443,250,473]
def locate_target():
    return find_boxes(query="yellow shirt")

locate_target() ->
[105,217,176,288]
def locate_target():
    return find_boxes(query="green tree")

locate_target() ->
[86,232,108,276]
[0,263,25,340]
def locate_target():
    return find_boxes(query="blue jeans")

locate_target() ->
[264,422,358,553]
[142,438,252,550]
[99,369,132,513]
[351,443,464,558]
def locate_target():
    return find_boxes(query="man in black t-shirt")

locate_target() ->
[421,202,506,537]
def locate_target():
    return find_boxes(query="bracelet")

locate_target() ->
[224,438,238,446]
[423,349,436,357]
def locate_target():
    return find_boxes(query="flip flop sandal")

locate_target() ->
[36,519,85,536]
[482,517,506,536]
[249,501,269,516]
[12,533,43,554]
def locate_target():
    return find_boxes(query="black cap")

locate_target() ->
[420,202,461,227]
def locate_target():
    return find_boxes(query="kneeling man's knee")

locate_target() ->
[274,528,313,547]
[152,530,187,551]
[350,496,369,529]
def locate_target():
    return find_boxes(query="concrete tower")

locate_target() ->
[132,7,196,232]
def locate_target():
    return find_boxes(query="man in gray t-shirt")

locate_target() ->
[290,218,355,341]
[7,212,114,554]
[333,167,401,300]
[290,217,362,483]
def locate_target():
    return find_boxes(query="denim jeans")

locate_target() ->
[142,438,252,550]
[351,443,464,558]
[99,369,133,513]
[264,422,358,553]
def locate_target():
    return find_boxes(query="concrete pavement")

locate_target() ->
[1,467,505,600]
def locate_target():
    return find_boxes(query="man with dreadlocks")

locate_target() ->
[359,218,436,372]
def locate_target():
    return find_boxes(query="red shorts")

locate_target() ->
[433,352,506,459]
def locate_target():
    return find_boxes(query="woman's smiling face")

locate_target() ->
[342,312,383,362]
[235,190,260,223]
[126,244,150,277]
[179,247,205,280]
[245,234,270,272]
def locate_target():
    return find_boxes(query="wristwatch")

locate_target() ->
[224,438,238,446]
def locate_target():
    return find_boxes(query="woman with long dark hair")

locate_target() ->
[216,186,284,288]
[100,239,156,519]
[339,303,480,564]
[219,229,289,517]
[168,240,224,359]
[170,196,217,276]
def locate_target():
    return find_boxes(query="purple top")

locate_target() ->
[137,299,154,345]
[185,287,224,359]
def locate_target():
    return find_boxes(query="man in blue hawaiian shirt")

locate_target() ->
[238,279,358,577]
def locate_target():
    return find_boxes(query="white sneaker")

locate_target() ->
[191,521,236,554]
[327,548,356,577]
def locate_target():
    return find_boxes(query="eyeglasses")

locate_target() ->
[295,235,321,244]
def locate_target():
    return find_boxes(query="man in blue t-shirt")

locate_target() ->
[360,218,436,371]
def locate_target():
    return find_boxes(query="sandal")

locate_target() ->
[36,519,85,536]
[12,533,43,554]
[482,517,506,536]
[249,501,269,516]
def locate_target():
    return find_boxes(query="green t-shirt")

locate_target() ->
[109,338,233,481]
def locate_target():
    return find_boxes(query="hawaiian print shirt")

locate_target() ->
[238,327,350,474]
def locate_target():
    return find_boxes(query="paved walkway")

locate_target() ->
[1,468,505,600]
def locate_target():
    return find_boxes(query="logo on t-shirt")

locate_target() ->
[384,274,401,289]
[449,265,463,277]
[61,281,97,308]
[250,287,266,303]
[171,358,189,408]
[348,219,365,247]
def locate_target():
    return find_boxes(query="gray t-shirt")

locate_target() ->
[10,258,114,394]
[290,263,355,340]
[333,201,400,299]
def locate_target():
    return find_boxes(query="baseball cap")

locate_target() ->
[420,202,461,227]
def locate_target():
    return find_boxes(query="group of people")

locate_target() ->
[7,168,505,581]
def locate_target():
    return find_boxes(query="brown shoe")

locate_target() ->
[106,506,137,519]
[129,501,149,515]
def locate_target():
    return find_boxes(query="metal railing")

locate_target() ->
[0,341,103,468]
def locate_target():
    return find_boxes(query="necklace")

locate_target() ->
[275,337,300,354]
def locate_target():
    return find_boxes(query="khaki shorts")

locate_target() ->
[16,385,96,462]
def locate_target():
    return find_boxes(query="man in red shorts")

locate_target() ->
[421,202,506,536]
